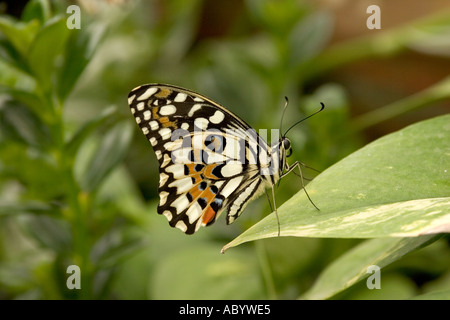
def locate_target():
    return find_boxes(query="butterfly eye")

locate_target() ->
[282,138,292,157]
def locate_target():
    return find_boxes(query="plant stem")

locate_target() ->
[49,93,92,299]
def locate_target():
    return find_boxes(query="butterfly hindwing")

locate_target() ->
[128,84,274,234]
[157,162,226,233]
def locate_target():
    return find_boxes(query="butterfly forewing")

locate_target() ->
[128,84,274,234]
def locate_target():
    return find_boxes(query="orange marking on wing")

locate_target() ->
[188,183,203,200]
[203,163,219,179]
[202,206,217,225]
[185,164,200,176]
[159,116,177,128]
[202,187,216,201]
[200,187,218,223]
[146,98,155,107]
[183,163,220,226]
[155,87,171,98]
[152,107,160,119]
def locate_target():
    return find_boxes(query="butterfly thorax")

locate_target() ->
[266,136,292,179]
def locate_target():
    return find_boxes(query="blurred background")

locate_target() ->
[0,0,449,299]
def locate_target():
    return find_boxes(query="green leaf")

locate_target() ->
[412,289,450,300]
[78,121,133,192]
[0,16,40,59]
[222,114,450,252]
[0,200,60,217]
[150,245,264,299]
[300,235,439,300]
[17,214,72,253]
[245,0,308,36]
[21,0,51,23]
[0,87,43,119]
[56,24,106,102]
[90,228,146,269]
[64,106,117,158]
[28,16,70,90]
[288,11,333,69]
[0,98,51,148]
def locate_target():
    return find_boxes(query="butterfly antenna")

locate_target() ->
[283,102,325,137]
[279,97,289,138]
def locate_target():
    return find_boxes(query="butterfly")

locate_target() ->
[128,84,323,235]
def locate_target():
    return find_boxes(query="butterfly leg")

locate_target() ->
[264,188,281,236]
[264,189,273,212]
[282,161,320,211]
[270,185,281,237]
[298,161,322,174]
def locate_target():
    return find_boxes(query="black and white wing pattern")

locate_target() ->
[128,84,284,234]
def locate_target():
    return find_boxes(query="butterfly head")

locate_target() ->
[278,101,325,173]
[282,137,292,158]
[276,136,293,174]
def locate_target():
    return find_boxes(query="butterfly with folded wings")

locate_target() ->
[128,84,323,235]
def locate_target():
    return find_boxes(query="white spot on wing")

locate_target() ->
[159,172,169,186]
[165,164,186,178]
[228,179,260,218]
[136,102,145,111]
[188,104,202,117]
[205,152,227,164]
[159,127,172,140]
[214,181,225,188]
[137,87,157,101]
[223,137,242,161]
[162,210,172,221]
[221,176,243,198]
[161,154,172,168]
[221,161,243,177]
[168,177,193,194]
[171,195,190,213]
[171,147,194,164]
[160,105,177,116]
[194,117,209,131]
[149,120,159,131]
[209,110,225,124]
[175,220,188,232]
[186,202,203,224]
[159,191,169,206]
[174,93,188,102]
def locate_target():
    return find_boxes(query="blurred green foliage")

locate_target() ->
[0,0,449,300]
